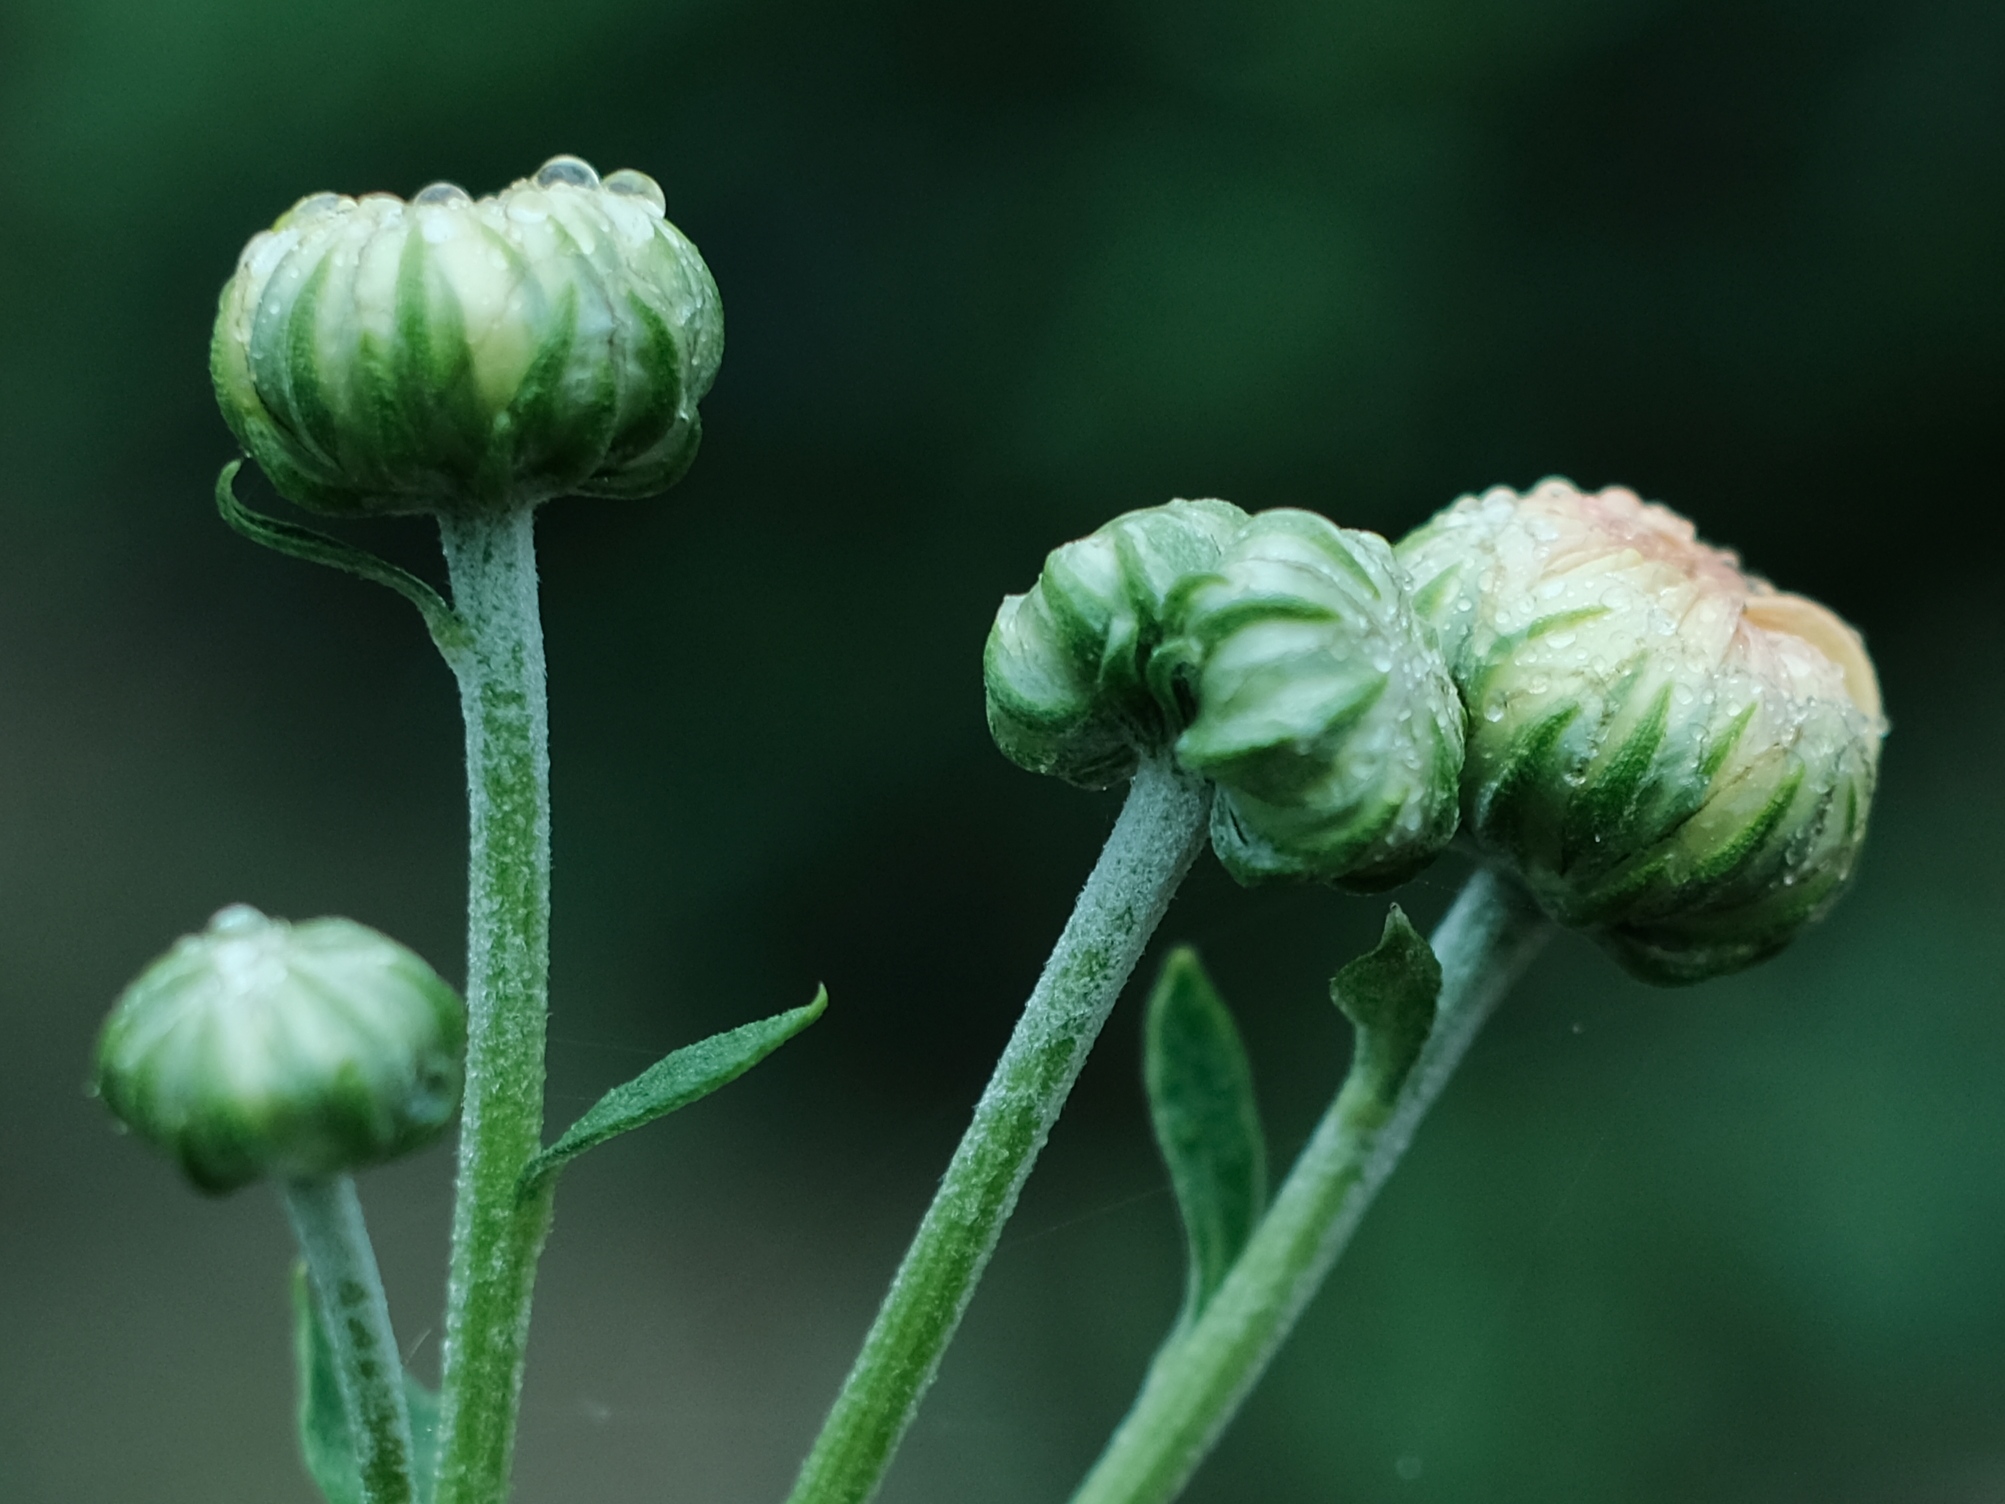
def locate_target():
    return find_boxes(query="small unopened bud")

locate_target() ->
[94,906,466,1193]
[212,155,722,516]
[1165,510,1464,891]
[985,498,1248,787]
[1398,480,1885,982]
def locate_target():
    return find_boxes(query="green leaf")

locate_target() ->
[216,461,470,657]
[520,988,828,1196]
[1144,948,1267,1324]
[404,1371,439,1504]
[290,1265,439,1504]
[1329,906,1441,1105]
[293,1263,359,1504]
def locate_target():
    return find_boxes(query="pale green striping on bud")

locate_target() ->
[211,155,723,516]
[985,498,1248,787]
[94,906,466,1194]
[1163,509,1464,892]
[1398,479,1885,983]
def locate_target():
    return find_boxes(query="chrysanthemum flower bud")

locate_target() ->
[211,155,722,516]
[94,906,466,1193]
[1397,480,1885,983]
[985,498,1248,787]
[1164,510,1464,891]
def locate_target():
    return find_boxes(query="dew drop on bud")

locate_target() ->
[414,181,471,205]
[282,192,346,226]
[603,168,667,214]
[536,155,600,189]
[208,903,268,936]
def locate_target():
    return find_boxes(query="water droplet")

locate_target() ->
[285,192,346,224]
[414,181,471,206]
[506,194,550,224]
[536,155,600,189]
[603,168,667,213]
[1483,702,1506,723]
[209,904,269,936]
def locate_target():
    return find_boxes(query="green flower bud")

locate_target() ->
[1164,509,1464,892]
[1398,480,1885,983]
[94,906,466,1193]
[984,498,1249,787]
[211,155,723,517]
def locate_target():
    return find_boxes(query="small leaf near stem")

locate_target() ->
[215,461,470,658]
[281,1176,418,1504]
[1143,949,1266,1327]
[293,1265,442,1504]
[1070,868,1550,1504]
[1327,905,1441,1121]
[520,988,827,1196]
[785,756,1214,1504]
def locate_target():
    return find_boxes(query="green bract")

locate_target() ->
[94,906,466,1193]
[212,155,723,516]
[1398,479,1886,983]
[1165,510,1463,891]
[984,498,1248,787]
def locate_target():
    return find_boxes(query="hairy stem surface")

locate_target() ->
[1071,867,1552,1504]
[433,505,556,1504]
[283,1175,416,1504]
[786,757,1214,1504]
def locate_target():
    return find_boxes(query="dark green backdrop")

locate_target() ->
[2,0,2000,1499]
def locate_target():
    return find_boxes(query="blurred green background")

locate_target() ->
[2,0,2001,1499]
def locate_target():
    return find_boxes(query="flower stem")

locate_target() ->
[1070,867,1552,1504]
[786,756,1214,1504]
[432,505,556,1504]
[282,1174,417,1504]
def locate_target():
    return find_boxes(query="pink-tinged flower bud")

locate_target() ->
[1398,479,1885,983]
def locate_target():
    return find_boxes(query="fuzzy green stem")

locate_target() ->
[283,1175,417,1504]
[786,756,1214,1504]
[1070,867,1552,1504]
[432,505,556,1504]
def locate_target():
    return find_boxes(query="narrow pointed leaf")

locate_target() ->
[290,1265,439,1504]
[1144,948,1267,1324]
[520,988,827,1195]
[293,1263,361,1504]
[1329,906,1441,1103]
[404,1370,439,1504]
[217,461,469,656]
